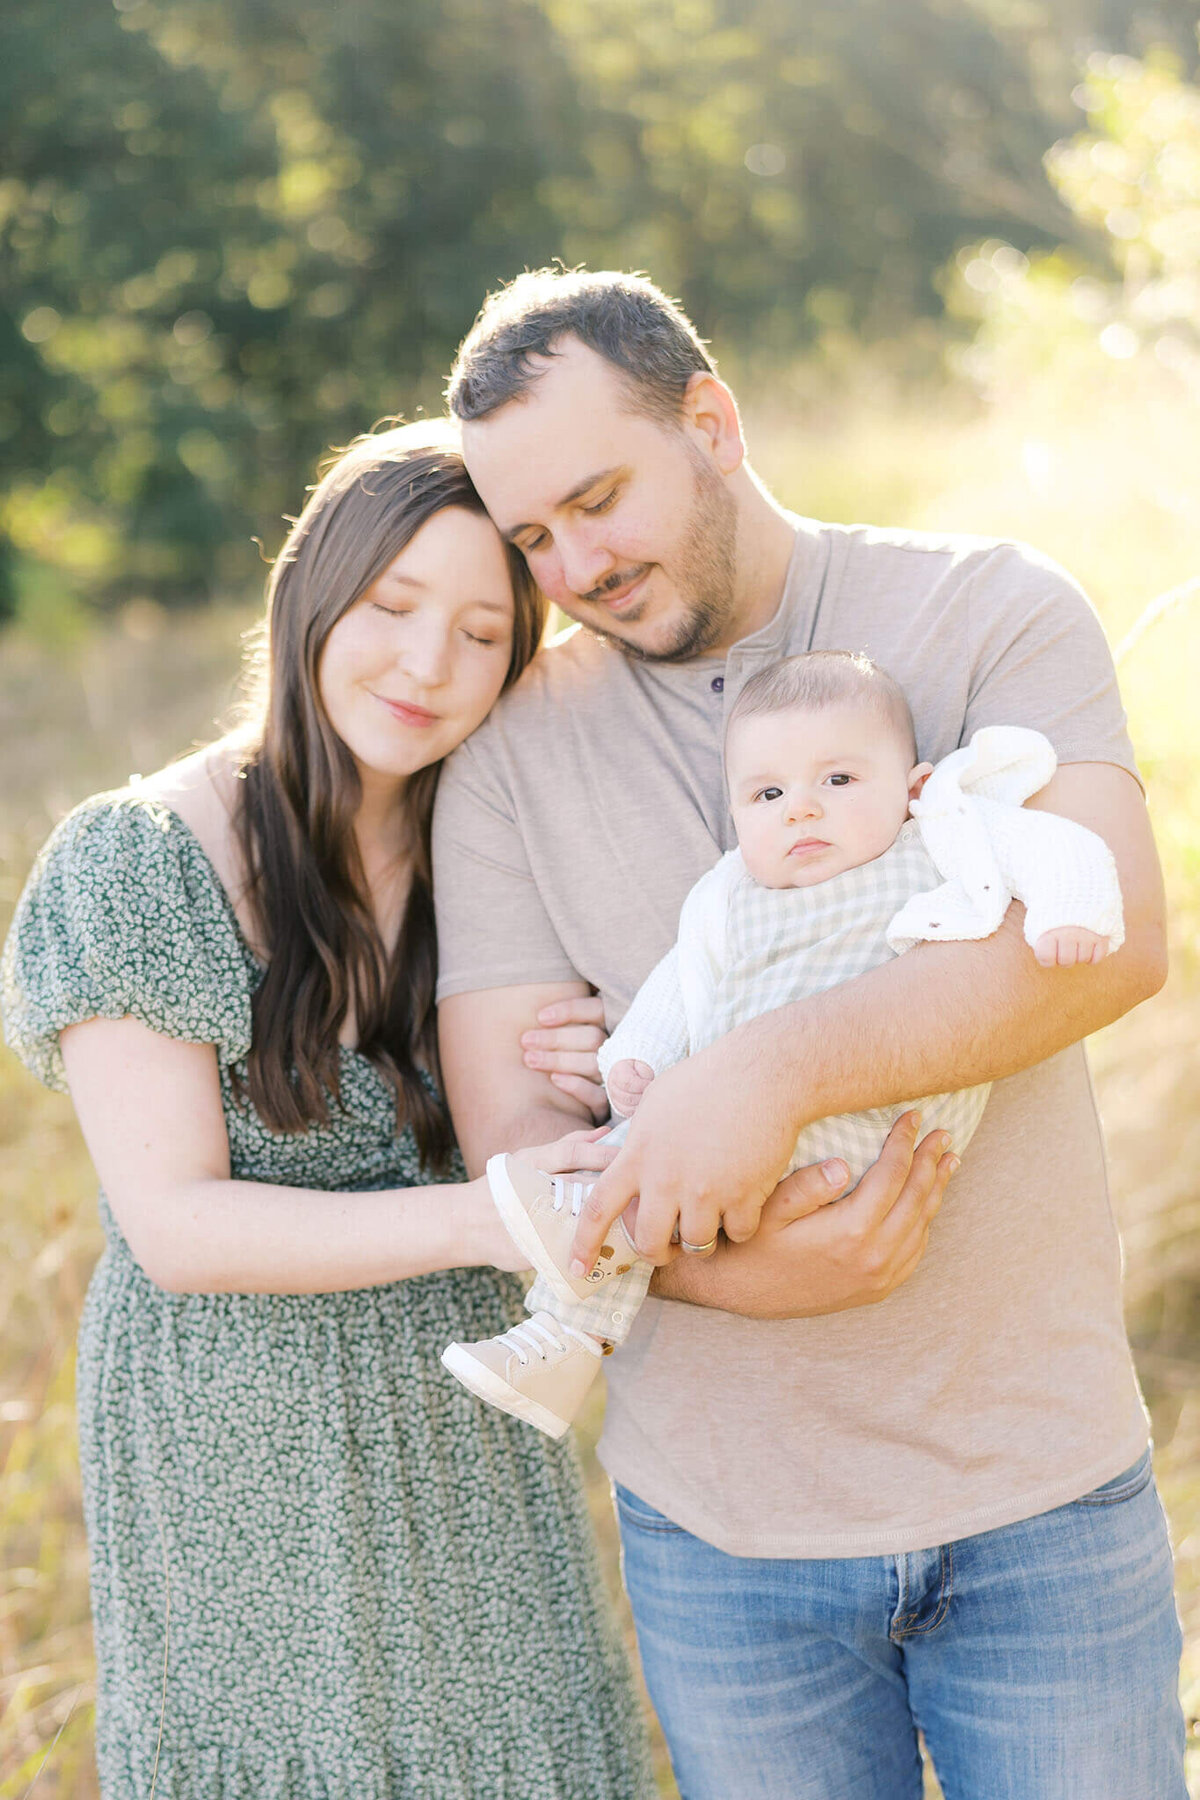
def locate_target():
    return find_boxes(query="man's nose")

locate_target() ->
[557,526,615,599]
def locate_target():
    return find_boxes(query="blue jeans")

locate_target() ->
[615,1451,1186,1800]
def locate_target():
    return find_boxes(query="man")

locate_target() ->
[433,269,1183,1798]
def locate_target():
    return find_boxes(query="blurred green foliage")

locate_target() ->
[1,0,1197,620]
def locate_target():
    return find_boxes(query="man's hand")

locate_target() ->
[568,1017,803,1274]
[657,1113,959,1318]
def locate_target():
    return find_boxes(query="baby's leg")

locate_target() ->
[527,1261,654,1349]
[442,1255,653,1439]
[442,1300,608,1439]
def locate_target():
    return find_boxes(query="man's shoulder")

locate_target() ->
[796,519,1092,651]
[827,518,1077,586]
[442,623,620,777]
[499,622,622,715]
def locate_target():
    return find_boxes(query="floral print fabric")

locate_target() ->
[2,795,653,1799]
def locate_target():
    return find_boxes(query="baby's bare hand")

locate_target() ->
[1033,926,1111,968]
[607,1058,656,1118]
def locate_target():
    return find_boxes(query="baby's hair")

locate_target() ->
[726,651,918,764]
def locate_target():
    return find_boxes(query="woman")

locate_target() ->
[1,422,654,1797]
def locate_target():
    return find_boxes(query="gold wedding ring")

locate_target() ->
[680,1233,719,1255]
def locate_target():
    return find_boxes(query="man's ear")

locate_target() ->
[681,372,745,475]
[908,762,934,801]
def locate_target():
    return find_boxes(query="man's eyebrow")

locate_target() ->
[502,466,625,543]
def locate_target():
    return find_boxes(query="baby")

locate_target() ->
[443,651,1124,1438]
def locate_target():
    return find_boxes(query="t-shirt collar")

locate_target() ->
[727,512,828,661]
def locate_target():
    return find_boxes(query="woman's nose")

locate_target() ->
[400,621,452,687]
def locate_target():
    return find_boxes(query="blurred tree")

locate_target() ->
[945,44,1200,398]
[0,0,1194,618]
[0,0,583,614]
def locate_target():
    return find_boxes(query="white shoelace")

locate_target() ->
[494,1316,601,1367]
[550,1175,595,1217]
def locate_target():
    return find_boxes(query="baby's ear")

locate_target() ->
[907,762,934,800]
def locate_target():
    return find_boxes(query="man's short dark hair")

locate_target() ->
[726,651,919,765]
[446,268,716,426]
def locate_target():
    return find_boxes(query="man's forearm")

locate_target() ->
[761,899,1163,1131]
[746,760,1167,1128]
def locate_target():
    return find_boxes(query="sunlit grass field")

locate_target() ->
[2,373,1198,1796]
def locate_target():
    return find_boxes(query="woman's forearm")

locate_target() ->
[125,1173,490,1295]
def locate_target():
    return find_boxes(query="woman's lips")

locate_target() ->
[377,695,439,727]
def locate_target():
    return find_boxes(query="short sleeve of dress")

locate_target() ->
[1,794,253,1093]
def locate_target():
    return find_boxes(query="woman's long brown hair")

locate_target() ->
[234,421,546,1165]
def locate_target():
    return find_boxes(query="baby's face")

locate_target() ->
[727,702,929,889]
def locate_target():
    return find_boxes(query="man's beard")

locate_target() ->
[587,453,739,665]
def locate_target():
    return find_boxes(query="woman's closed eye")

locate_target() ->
[582,489,618,516]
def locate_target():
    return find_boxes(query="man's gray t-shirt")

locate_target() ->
[433,517,1149,1557]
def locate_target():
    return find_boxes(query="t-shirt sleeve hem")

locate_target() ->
[1052,745,1144,791]
[436,960,583,1004]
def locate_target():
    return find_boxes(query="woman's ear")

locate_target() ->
[908,762,934,801]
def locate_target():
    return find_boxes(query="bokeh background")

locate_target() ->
[2,1,1200,1793]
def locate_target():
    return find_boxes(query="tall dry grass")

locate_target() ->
[1,366,1198,1795]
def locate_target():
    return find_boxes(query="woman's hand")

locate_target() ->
[471,1124,619,1272]
[519,993,609,1121]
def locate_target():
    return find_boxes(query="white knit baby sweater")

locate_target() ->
[887,724,1124,954]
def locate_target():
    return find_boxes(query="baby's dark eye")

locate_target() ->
[754,786,784,803]
[826,773,853,787]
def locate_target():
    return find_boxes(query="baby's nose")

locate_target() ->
[787,789,820,821]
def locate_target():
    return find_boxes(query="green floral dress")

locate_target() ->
[1,794,654,1800]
